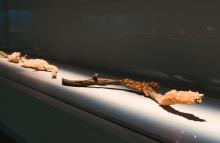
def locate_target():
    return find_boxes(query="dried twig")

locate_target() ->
[21,56,58,78]
[62,74,204,105]
[0,51,21,63]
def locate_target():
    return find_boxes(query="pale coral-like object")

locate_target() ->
[21,56,58,78]
[158,90,204,105]
[7,52,21,63]
[0,51,21,63]
[0,51,8,58]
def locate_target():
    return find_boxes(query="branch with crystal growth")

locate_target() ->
[62,74,204,106]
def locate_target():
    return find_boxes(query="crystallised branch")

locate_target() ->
[0,51,8,58]
[1,50,58,78]
[0,51,21,63]
[62,74,204,106]
[21,56,58,78]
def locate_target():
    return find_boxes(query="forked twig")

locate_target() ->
[62,74,204,106]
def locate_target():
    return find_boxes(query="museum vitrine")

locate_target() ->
[0,1,220,143]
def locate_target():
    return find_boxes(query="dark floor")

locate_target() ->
[0,129,17,143]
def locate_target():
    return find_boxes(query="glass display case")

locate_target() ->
[0,1,220,143]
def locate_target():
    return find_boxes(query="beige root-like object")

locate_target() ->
[0,51,8,58]
[21,56,58,78]
[0,51,21,63]
[62,74,204,106]
[7,52,21,63]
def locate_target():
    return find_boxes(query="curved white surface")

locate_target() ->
[0,58,220,143]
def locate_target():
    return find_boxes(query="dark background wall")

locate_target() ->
[1,0,220,91]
